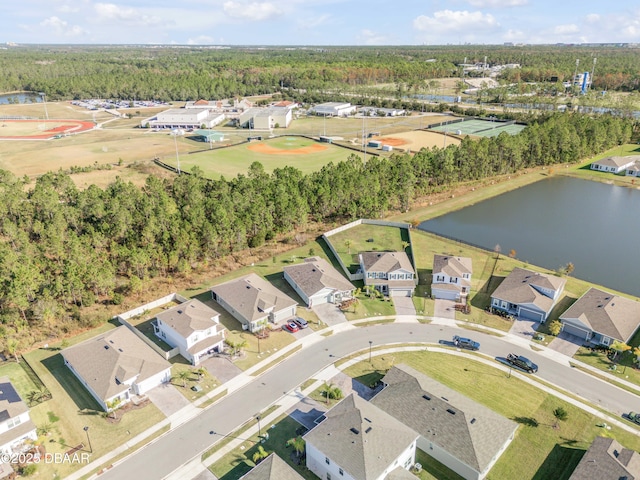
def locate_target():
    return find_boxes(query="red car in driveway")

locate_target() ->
[282,322,299,333]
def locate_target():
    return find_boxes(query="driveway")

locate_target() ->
[312,303,347,327]
[433,299,456,320]
[393,296,416,316]
[146,382,191,417]
[547,331,584,357]
[201,356,243,384]
[508,317,539,340]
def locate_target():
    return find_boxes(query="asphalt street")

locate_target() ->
[99,323,640,480]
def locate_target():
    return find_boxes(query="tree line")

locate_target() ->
[0,112,633,355]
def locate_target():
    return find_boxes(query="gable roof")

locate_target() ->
[0,377,28,422]
[593,155,638,168]
[360,251,414,275]
[211,273,297,323]
[491,267,565,311]
[156,299,221,338]
[239,454,304,480]
[284,257,354,298]
[569,436,640,480]
[371,364,517,474]
[560,288,640,342]
[62,327,171,402]
[304,394,418,480]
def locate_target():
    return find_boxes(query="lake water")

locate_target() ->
[419,177,640,297]
[0,92,42,104]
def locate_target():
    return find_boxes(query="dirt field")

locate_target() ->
[0,119,95,140]
[372,130,460,152]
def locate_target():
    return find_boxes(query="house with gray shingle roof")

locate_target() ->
[153,299,226,365]
[490,267,565,322]
[569,436,640,480]
[62,327,172,411]
[0,377,37,456]
[239,453,304,480]
[431,255,473,301]
[626,160,640,177]
[371,365,518,480]
[359,251,417,297]
[559,288,640,345]
[304,393,418,480]
[210,273,297,333]
[591,155,638,174]
[284,257,355,307]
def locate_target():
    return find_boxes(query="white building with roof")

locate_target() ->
[311,102,356,117]
[141,108,226,129]
[591,156,638,174]
[238,106,293,129]
[283,256,354,307]
[359,251,417,297]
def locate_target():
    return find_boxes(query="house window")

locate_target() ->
[7,416,22,429]
[339,468,344,476]
[325,457,330,465]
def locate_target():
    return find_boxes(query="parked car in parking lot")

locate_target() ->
[453,335,480,350]
[293,316,309,329]
[282,322,299,333]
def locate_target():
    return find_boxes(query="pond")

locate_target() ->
[419,176,640,297]
[0,92,43,104]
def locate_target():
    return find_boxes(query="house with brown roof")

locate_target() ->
[153,299,226,365]
[239,453,304,480]
[284,257,354,307]
[210,273,297,332]
[304,393,418,480]
[62,327,172,411]
[371,365,517,480]
[359,251,417,297]
[591,155,638,174]
[431,255,472,301]
[569,436,640,480]
[559,288,640,346]
[490,267,566,322]
[0,377,37,456]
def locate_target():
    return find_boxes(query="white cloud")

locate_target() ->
[187,35,215,45]
[467,0,527,7]
[57,5,79,13]
[585,13,600,23]
[413,10,499,34]
[223,1,281,21]
[94,3,163,26]
[553,24,579,35]
[357,29,388,45]
[40,16,86,36]
[296,13,330,30]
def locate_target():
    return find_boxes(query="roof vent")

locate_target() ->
[177,310,182,314]
[350,427,360,435]
[246,285,251,289]
[446,409,456,415]
[312,269,316,272]
[364,417,372,423]
[118,348,123,352]
[614,449,619,458]
[470,418,476,424]
[422,394,431,401]
[441,396,449,402]
[104,345,109,350]
[365,427,372,434]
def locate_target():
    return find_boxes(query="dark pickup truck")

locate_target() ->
[453,335,480,351]
[506,353,538,373]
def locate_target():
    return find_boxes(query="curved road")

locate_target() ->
[99,323,640,480]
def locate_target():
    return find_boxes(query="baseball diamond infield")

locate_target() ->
[0,119,95,140]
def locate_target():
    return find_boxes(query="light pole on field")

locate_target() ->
[172,129,181,174]
[39,92,49,121]
[83,426,92,453]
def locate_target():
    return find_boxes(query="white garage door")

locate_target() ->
[390,289,412,298]
[518,307,544,322]
[562,322,591,340]
[432,288,458,301]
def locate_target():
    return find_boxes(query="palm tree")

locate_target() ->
[252,445,270,464]
[321,383,333,405]
[194,367,208,383]
[174,370,191,388]
[553,407,568,429]
[633,346,640,365]
[344,240,352,254]
[290,437,305,458]
[610,341,631,364]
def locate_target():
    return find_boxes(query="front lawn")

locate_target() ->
[170,359,221,402]
[342,293,396,321]
[573,346,640,388]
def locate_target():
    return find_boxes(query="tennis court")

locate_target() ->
[430,118,526,137]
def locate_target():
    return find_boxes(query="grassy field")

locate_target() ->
[560,144,640,188]
[343,351,640,480]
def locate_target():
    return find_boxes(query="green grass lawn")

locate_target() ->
[342,351,640,480]
[560,144,640,188]
[170,359,221,402]
[0,360,43,403]
[573,347,640,388]
[342,294,396,321]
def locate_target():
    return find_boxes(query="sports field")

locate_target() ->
[371,130,461,151]
[430,118,526,137]
[0,119,95,140]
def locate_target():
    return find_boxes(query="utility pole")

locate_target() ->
[573,59,580,93]
[591,58,597,91]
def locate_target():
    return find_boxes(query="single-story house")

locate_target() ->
[311,102,356,117]
[359,251,417,297]
[210,273,297,332]
[568,436,640,480]
[0,377,38,455]
[625,160,640,177]
[283,256,355,307]
[62,327,172,412]
[431,255,472,301]
[590,156,638,174]
[304,393,418,480]
[239,453,304,480]
[559,288,640,346]
[371,365,518,480]
[154,298,226,365]
[490,267,566,322]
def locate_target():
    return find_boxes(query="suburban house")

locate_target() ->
[431,255,473,301]
[490,267,566,322]
[359,251,417,297]
[626,160,640,177]
[304,393,419,480]
[283,256,355,307]
[590,155,638,174]
[210,273,297,332]
[153,299,226,366]
[239,453,304,480]
[311,102,356,117]
[0,377,38,455]
[371,365,518,480]
[559,288,640,346]
[62,327,172,412]
[569,436,640,480]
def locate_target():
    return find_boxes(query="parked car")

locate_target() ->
[627,412,640,425]
[453,335,480,351]
[293,316,309,329]
[506,353,538,373]
[282,322,299,333]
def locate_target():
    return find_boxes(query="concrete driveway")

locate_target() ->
[508,317,539,340]
[548,331,584,357]
[393,296,416,316]
[312,303,347,327]
[146,382,191,417]
[434,299,456,319]
[201,356,243,384]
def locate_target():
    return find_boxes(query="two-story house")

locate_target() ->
[359,251,417,297]
[431,255,472,301]
[490,267,566,322]
[154,299,226,366]
[0,377,38,455]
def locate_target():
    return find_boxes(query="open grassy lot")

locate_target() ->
[560,144,640,188]
[343,351,640,480]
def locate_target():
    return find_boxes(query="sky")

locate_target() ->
[2,0,640,46]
